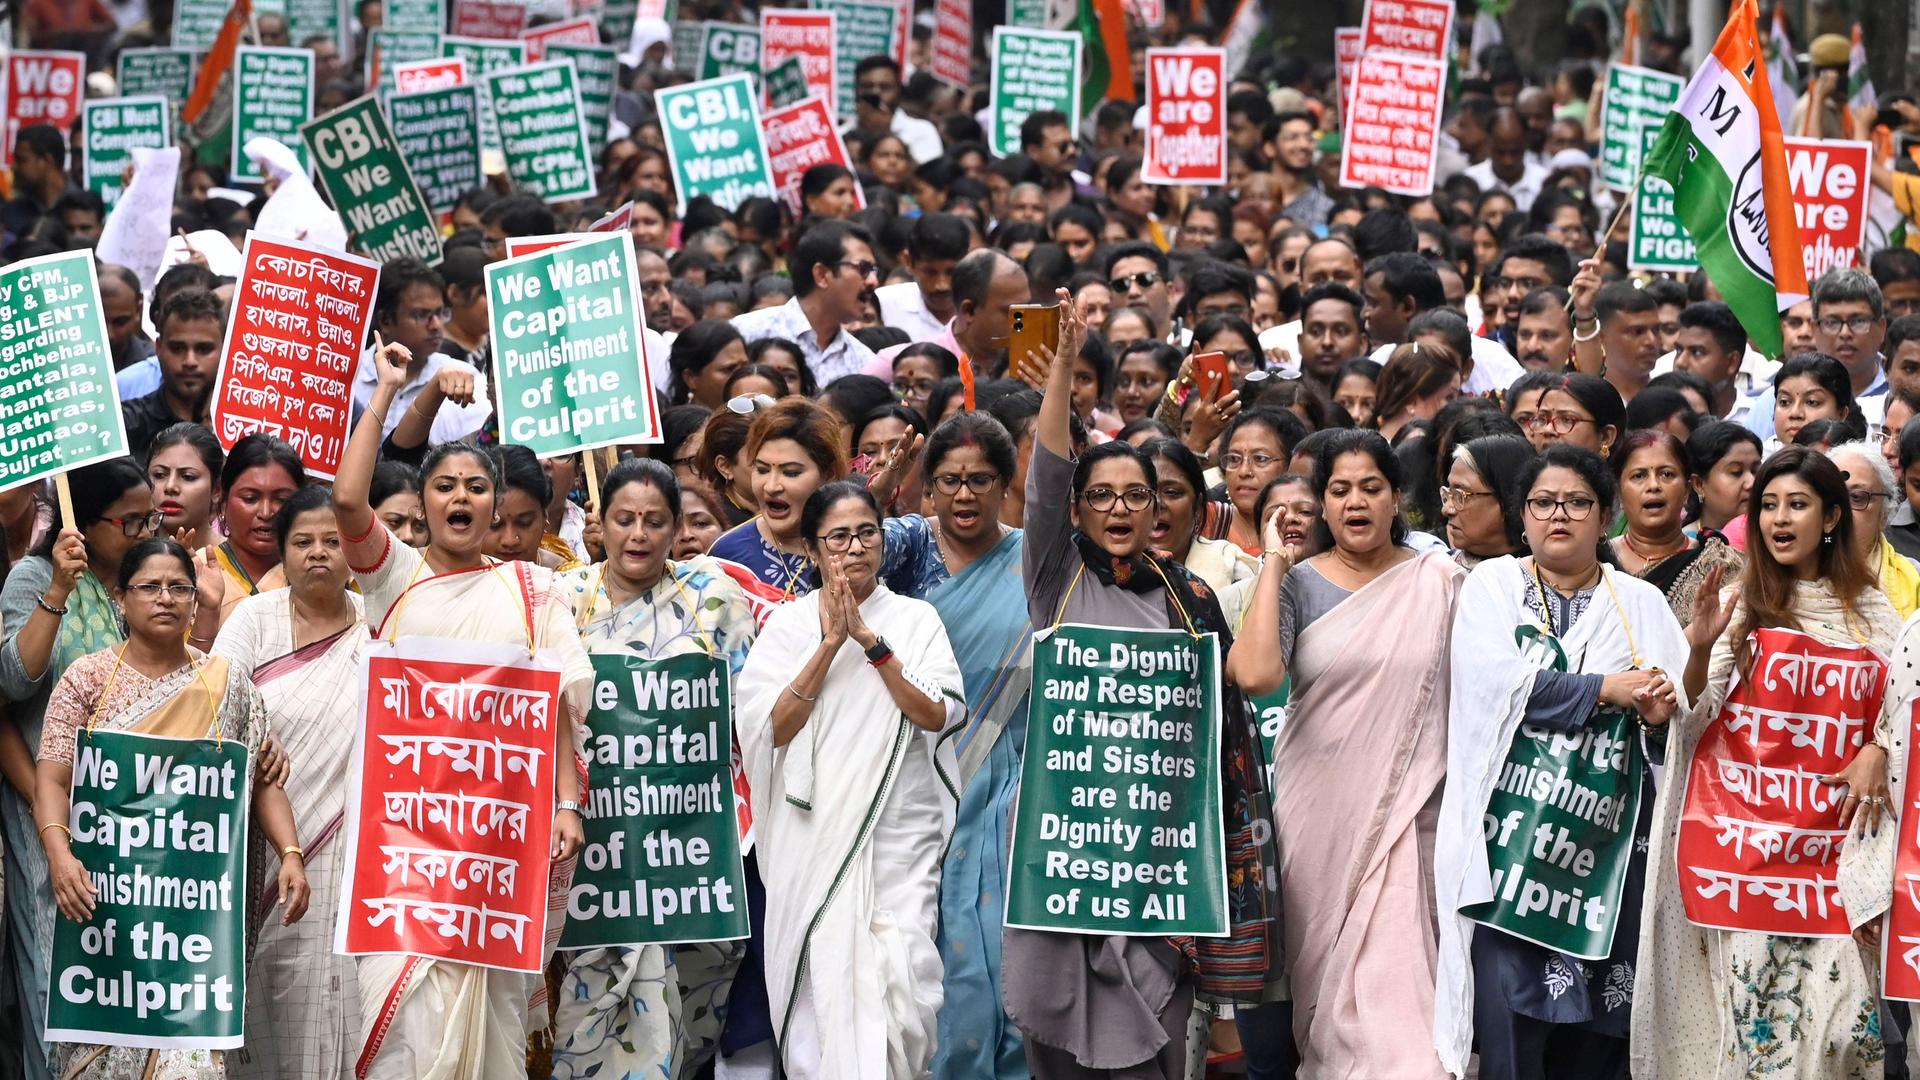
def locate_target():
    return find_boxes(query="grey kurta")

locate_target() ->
[1002,442,1193,1078]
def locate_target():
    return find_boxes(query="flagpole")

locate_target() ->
[1563,173,1642,314]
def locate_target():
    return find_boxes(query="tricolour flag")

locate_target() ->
[1764,3,1798,130]
[183,0,253,125]
[1644,0,1807,359]
[1848,23,1875,111]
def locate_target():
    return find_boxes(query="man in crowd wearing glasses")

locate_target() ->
[1737,269,1892,441]
[1020,109,1090,210]
[349,258,493,447]
[731,220,881,385]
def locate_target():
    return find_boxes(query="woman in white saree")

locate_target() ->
[736,481,965,1080]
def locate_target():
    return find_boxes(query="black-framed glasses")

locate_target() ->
[125,582,196,601]
[1848,489,1891,510]
[103,511,164,537]
[836,259,880,279]
[1080,486,1155,511]
[1493,275,1549,293]
[1524,495,1598,521]
[818,524,882,552]
[932,472,1000,494]
[407,306,452,325]
[1109,271,1160,292]
[1816,315,1877,335]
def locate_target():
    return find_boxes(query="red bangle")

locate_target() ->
[867,649,893,668]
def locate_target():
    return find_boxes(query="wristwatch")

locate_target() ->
[556,800,583,816]
[864,636,893,663]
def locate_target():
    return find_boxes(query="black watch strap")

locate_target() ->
[864,636,892,662]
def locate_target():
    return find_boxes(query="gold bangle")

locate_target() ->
[281,845,304,860]
[39,822,70,841]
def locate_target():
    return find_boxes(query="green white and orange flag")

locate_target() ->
[1644,0,1807,359]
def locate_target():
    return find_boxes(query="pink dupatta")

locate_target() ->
[1270,550,1461,1079]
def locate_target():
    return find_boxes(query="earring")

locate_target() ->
[1823,531,1835,545]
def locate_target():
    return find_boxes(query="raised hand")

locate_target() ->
[1686,564,1737,652]
[373,333,414,391]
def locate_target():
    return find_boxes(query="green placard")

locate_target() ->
[445,35,527,160]
[81,97,171,209]
[232,47,315,183]
[301,95,444,264]
[561,653,749,948]
[1250,678,1287,763]
[1599,64,1684,192]
[599,0,640,53]
[654,73,775,213]
[1007,0,1048,27]
[671,21,706,74]
[389,84,483,212]
[1459,627,1643,959]
[816,0,897,122]
[44,731,250,1048]
[0,251,130,490]
[486,230,659,454]
[116,48,193,138]
[385,0,446,32]
[371,28,446,105]
[764,56,811,110]
[1629,125,1697,273]
[1005,624,1227,936]
[286,0,348,55]
[546,42,619,150]
[172,0,230,51]
[987,27,1081,158]
[699,22,762,84]
[485,60,596,202]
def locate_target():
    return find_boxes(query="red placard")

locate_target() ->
[1359,0,1454,62]
[394,56,469,94]
[760,10,836,113]
[1335,27,1363,113]
[522,16,600,62]
[454,0,529,38]
[210,236,377,481]
[1675,627,1887,937]
[888,0,912,71]
[1143,47,1225,186]
[931,0,972,91]
[763,96,864,217]
[1339,51,1444,197]
[1886,700,1920,1000]
[337,637,563,973]
[1784,137,1873,283]
[1127,0,1165,29]
[4,51,85,165]
[592,201,632,232]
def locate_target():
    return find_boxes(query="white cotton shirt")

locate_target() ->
[350,351,493,444]
[875,282,948,342]
[1368,335,1525,396]
[731,297,878,386]
[1463,158,1550,212]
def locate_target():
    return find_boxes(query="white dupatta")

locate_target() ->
[1432,556,1689,1077]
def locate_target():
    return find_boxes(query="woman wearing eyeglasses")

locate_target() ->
[1526,374,1624,460]
[1635,447,1900,1079]
[34,537,307,1080]
[1610,430,1742,624]
[1218,406,1307,554]
[1827,441,1920,618]
[1007,292,1281,1079]
[736,481,963,1079]
[1442,434,1534,569]
[1229,428,1464,1077]
[0,458,206,1078]
[1434,444,1686,1080]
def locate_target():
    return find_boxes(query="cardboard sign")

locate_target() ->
[763,95,863,216]
[559,654,750,949]
[1338,50,1443,196]
[672,22,707,73]
[232,47,317,183]
[1675,627,1886,936]
[1335,26,1363,112]
[389,84,484,212]
[0,251,130,491]
[4,51,85,165]
[394,56,469,94]
[44,733,250,1050]
[656,73,776,213]
[987,27,1082,158]
[1885,699,1920,1001]
[172,0,231,51]
[759,10,835,112]
[1629,125,1697,272]
[286,0,348,57]
[1128,0,1165,29]
[486,230,662,453]
[301,95,444,265]
[97,147,181,295]
[385,0,446,32]
[601,0,641,51]
[522,15,601,61]
[337,638,563,973]
[1358,0,1454,61]
[931,0,972,90]
[81,97,172,209]
[1006,0,1047,28]
[764,56,813,110]
[445,35,527,160]
[699,22,762,85]
[1143,47,1226,185]
[116,48,194,138]
[210,236,377,479]
[1600,64,1685,192]
[816,0,899,122]
[369,29,446,101]
[485,60,597,202]
[1785,137,1872,282]
[455,0,529,38]
[547,42,619,149]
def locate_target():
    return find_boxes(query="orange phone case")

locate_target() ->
[1192,351,1230,402]
[1007,303,1062,382]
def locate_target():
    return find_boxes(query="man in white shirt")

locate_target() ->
[876,213,967,342]
[349,259,492,443]
[845,56,944,164]
[1462,108,1549,212]
[1360,252,1523,393]
[1650,301,1769,423]
[731,219,880,386]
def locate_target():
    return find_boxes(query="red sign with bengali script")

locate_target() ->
[1335,27,1363,113]
[394,56,468,94]
[1885,700,1920,1000]
[1339,51,1444,197]
[1784,137,1872,284]
[522,16,600,62]
[931,0,972,91]
[1359,0,1453,62]
[337,636,563,973]
[760,10,837,113]
[5,51,85,165]
[1143,47,1225,186]
[209,236,376,481]
[453,0,528,39]
[763,96,864,217]
[1675,627,1887,937]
